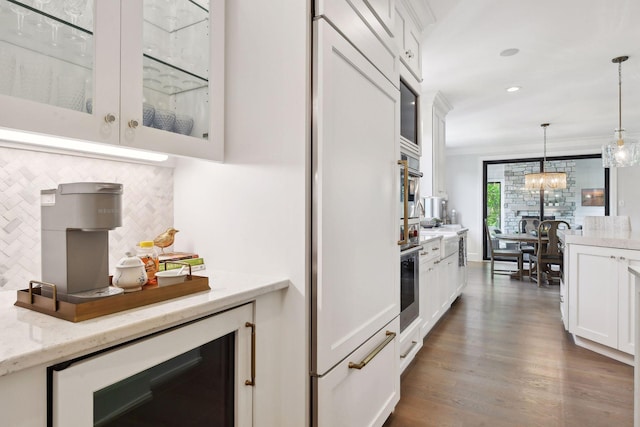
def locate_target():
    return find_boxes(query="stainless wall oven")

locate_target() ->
[399,150,422,332]
[399,151,422,251]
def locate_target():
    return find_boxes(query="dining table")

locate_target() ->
[495,232,549,278]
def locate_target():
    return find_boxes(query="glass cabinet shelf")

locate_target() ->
[143,54,207,96]
[143,0,208,33]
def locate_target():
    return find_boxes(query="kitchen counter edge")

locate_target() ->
[558,229,640,251]
[0,270,290,377]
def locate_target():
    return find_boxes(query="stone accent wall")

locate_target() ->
[502,160,576,234]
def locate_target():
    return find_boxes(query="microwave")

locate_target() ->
[400,79,419,150]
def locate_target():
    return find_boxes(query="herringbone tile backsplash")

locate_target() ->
[0,147,174,290]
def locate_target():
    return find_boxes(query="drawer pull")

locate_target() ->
[400,340,418,359]
[348,331,396,370]
[432,247,439,251]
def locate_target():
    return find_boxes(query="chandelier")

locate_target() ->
[602,56,640,167]
[524,123,567,191]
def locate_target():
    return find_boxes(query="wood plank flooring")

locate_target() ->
[383,262,634,427]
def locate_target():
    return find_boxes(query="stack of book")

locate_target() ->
[158,252,206,272]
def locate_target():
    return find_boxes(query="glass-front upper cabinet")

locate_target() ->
[0,0,116,144]
[0,0,224,161]
[120,0,224,160]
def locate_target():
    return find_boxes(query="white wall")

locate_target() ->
[173,1,309,425]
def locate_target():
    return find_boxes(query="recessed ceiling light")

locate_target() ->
[500,48,520,57]
[506,86,521,92]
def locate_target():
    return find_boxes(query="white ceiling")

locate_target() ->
[420,0,640,154]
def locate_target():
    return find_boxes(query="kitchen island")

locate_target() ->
[559,229,640,365]
[0,270,289,426]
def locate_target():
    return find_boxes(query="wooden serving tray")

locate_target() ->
[15,276,210,323]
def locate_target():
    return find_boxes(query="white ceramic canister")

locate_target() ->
[112,252,148,292]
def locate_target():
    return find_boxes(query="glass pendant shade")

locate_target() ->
[524,123,567,191]
[601,56,639,167]
[602,129,640,167]
[524,172,567,190]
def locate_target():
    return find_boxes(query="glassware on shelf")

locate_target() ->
[142,102,155,127]
[10,0,33,36]
[153,108,176,131]
[62,0,88,39]
[173,114,193,135]
[33,0,52,32]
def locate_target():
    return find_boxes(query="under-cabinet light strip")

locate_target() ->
[0,128,168,162]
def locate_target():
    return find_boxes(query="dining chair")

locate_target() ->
[518,218,539,276]
[484,219,523,280]
[529,220,570,286]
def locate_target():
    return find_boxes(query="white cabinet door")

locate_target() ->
[420,255,438,338]
[0,0,225,161]
[394,1,422,81]
[316,0,399,84]
[119,0,225,160]
[445,253,458,304]
[618,252,640,354]
[569,245,619,348]
[315,318,400,427]
[312,20,399,376]
[0,0,121,145]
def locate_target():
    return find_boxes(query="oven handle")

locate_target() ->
[401,245,423,256]
[398,160,409,246]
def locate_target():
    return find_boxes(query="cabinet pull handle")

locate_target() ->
[245,322,256,386]
[400,340,418,359]
[397,160,409,246]
[104,113,116,124]
[432,247,440,251]
[420,251,427,256]
[611,255,616,259]
[349,331,396,370]
[128,119,139,129]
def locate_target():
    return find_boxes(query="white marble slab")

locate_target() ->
[558,229,640,250]
[0,270,289,377]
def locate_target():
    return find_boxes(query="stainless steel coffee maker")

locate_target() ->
[41,182,123,301]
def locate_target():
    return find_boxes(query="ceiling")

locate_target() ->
[420,0,640,154]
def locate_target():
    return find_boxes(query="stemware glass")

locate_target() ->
[43,1,64,46]
[10,0,33,36]
[63,0,88,39]
[33,0,52,32]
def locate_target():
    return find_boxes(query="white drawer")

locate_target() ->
[419,239,441,262]
[399,319,422,373]
[315,317,400,427]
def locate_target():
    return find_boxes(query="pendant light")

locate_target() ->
[602,56,640,167]
[524,123,567,190]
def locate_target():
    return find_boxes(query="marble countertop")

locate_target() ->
[0,270,289,377]
[559,229,640,250]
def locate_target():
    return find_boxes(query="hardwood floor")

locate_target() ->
[383,261,634,427]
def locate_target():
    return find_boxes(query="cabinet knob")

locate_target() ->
[104,113,116,124]
[128,120,139,129]
[406,49,414,59]
[610,255,616,259]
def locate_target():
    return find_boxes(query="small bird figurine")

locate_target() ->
[153,227,179,253]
